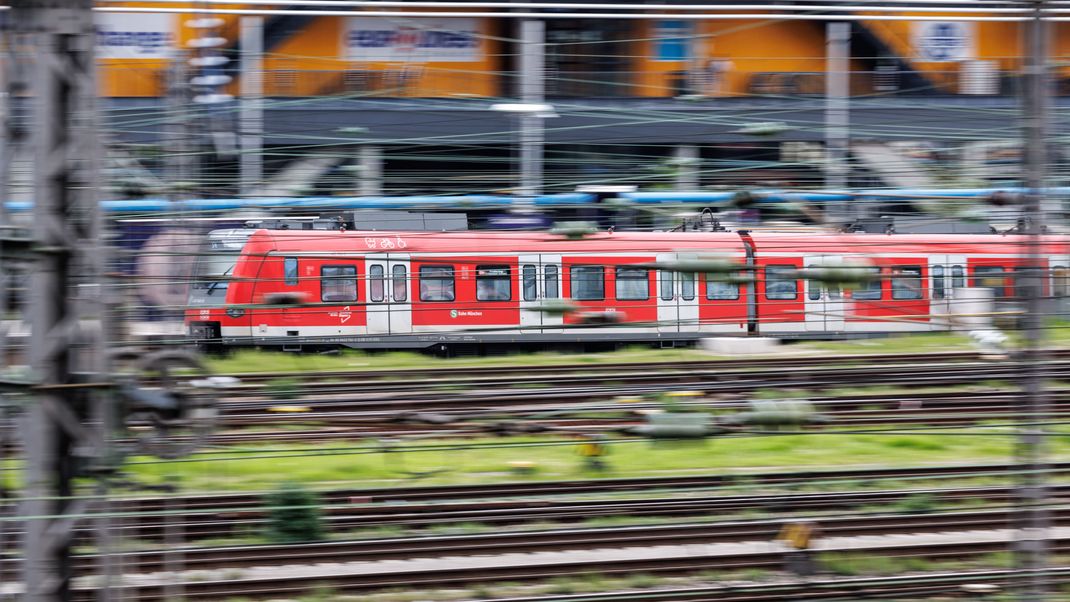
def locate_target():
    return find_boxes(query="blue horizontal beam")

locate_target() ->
[6,187,1069,213]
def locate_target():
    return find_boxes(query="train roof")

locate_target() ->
[244,229,1069,257]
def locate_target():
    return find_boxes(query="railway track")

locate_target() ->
[215,355,1066,400]
[61,514,1070,600]
[33,506,1070,577]
[6,461,1067,543]
[219,349,1070,385]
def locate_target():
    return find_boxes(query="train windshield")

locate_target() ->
[192,252,238,295]
[188,229,253,306]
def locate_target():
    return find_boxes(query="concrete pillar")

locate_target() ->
[825,21,851,221]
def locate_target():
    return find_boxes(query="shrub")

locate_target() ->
[263,482,325,543]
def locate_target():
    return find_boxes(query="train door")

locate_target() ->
[388,254,412,334]
[929,254,964,330]
[804,256,845,332]
[366,254,412,335]
[519,254,563,332]
[366,254,390,334]
[654,253,697,332]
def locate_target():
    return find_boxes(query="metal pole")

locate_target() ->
[825,21,850,219]
[240,16,263,196]
[1015,2,1050,600]
[165,52,193,195]
[358,144,383,196]
[518,18,544,198]
[11,0,109,599]
[674,145,699,190]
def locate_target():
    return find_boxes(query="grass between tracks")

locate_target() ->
[204,321,1070,375]
[125,424,1070,493]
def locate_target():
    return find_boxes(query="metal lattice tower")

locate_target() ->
[6,0,111,599]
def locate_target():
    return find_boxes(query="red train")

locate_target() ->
[184,228,1069,350]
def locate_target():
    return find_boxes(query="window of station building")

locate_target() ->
[419,265,455,302]
[852,267,883,300]
[616,267,649,301]
[706,276,739,300]
[680,272,696,301]
[522,265,538,301]
[659,270,673,301]
[392,264,407,302]
[321,265,357,302]
[932,265,946,300]
[764,266,797,300]
[570,265,604,301]
[545,265,559,299]
[951,265,965,289]
[1055,266,1069,297]
[891,265,923,300]
[973,266,1006,297]
[476,265,511,301]
[369,264,385,302]
[284,257,299,286]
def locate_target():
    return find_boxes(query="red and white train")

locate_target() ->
[184,228,1069,350]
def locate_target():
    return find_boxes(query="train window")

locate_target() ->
[932,265,945,300]
[570,266,605,301]
[680,272,696,301]
[852,267,882,300]
[523,265,537,301]
[765,266,797,300]
[616,267,649,301]
[659,270,673,301]
[951,265,965,289]
[1013,266,1039,300]
[476,265,511,302]
[973,266,1006,297]
[545,265,559,299]
[392,264,407,302]
[706,276,739,300]
[1055,266,1069,297]
[369,264,385,302]
[806,265,821,301]
[321,265,358,302]
[419,265,455,302]
[891,265,923,300]
[284,257,299,286]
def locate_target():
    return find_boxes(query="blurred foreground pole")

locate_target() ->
[824,21,850,223]
[518,18,544,199]
[1015,1,1050,600]
[239,16,263,196]
[12,0,111,600]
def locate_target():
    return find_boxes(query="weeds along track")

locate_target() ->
[208,389,1070,443]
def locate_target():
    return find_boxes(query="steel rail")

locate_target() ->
[64,531,1070,600]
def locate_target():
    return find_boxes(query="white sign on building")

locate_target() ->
[95,13,175,59]
[912,21,975,62]
[344,17,481,62]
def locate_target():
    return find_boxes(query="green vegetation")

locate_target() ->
[124,423,1070,492]
[206,346,725,375]
[263,482,325,543]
